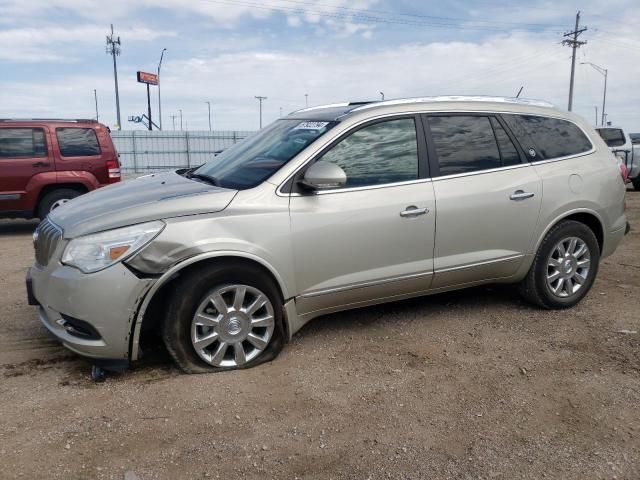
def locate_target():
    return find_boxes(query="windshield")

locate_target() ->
[596,128,626,148]
[194,119,336,189]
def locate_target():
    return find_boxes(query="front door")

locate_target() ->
[289,116,436,317]
[423,114,543,288]
[0,127,53,213]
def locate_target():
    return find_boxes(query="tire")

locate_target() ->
[37,188,82,219]
[518,220,600,309]
[632,176,640,191]
[162,263,285,373]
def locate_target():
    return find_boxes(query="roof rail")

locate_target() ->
[0,118,98,123]
[351,96,555,112]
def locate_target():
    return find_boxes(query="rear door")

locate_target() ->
[53,126,105,182]
[0,126,53,213]
[423,113,543,288]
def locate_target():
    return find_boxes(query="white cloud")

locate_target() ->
[0,25,176,62]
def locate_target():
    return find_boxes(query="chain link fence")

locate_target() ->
[111,130,254,174]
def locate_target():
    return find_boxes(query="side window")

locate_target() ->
[318,118,419,188]
[502,114,592,161]
[428,116,501,175]
[56,128,101,157]
[0,128,47,158]
[490,117,521,167]
[596,128,626,148]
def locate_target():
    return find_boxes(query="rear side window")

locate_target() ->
[0,128,46,158]
[56,128,101,156]
[318,118,419,187]
[596,128,626,148]
[428,116,504,175]
[502,115,592,161]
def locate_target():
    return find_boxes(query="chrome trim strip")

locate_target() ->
[0,193,20,201]
[288,177,433,197]
[434,254,524,274]
[301,270,433,298]
[432,162,531,182]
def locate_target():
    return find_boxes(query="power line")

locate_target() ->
[241,0,567,28]
[562,11,587,111]
[198,0,563,33]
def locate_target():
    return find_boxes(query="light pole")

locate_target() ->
[179,109,183,131]
[581,62,607,126]
[380,91,384,101]
[255,96,267,129]
[93,89,99,121]
[205,101,212,131]
[157,48,167,130]
[305,93,308,107]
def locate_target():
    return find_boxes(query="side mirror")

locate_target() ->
[299,161,347,190]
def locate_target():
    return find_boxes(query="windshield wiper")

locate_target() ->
[186,172,219,187]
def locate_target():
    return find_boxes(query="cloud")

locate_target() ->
[0,25,176,62]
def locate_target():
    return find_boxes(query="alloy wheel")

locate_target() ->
[190,284,275,367]
[546,236,591,298]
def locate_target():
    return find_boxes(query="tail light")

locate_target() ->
[106,159,121,183]
[619,163,629,183]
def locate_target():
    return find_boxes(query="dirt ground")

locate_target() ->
[0,191,638,480]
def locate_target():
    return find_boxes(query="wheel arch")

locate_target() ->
[534,209,604,254]
[129,251,292,361]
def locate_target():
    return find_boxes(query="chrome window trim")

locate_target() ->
[276,109,597,197]
[301,270,433,298]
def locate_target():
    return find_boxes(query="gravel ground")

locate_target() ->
[0,191,638,480]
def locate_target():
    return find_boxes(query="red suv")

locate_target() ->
[0,119,121,219]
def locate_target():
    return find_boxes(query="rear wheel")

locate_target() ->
[162,264,285,373]
[37,188,82,219]
[519,220,600,309]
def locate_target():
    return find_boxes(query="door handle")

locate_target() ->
[509,190,535,201]
[32,162,50,168]
[400,206,429,217]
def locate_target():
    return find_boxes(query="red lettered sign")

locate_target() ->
[137,71,158,85]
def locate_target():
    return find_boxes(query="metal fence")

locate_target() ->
[111,130,254,173]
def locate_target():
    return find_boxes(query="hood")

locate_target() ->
[50,171,238,238]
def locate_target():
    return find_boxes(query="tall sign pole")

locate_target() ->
[137,71,158,131]
[157,48,166,130]
[106,25,122,129]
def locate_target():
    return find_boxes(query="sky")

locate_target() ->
[0,0,639,131]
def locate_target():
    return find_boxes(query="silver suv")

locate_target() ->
[27,97,628,374]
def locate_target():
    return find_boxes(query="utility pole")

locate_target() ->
[205,101,212,131]
[581,62,607,126]
[279,107,283,117]
[93,89,99,121]
[179,109,183,131]
[594,106,598,126]
[562,11,587,111]
[255,96,267,129]
[305,93,308,107]
[105,24,122,130]
[157,48,166,130]
[170,114,177,130]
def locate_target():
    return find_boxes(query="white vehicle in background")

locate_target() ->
[596,126,639,190]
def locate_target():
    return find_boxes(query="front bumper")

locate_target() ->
[28,262,155,361]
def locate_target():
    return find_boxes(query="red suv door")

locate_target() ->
[0,126,54,215]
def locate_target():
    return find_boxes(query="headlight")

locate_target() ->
[62,221,165,273]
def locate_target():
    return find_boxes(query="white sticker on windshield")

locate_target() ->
[293,121,329,130]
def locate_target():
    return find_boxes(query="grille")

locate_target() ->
[34,218,63,267]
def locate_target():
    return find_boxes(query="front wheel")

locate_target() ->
[162,264,285,373]
[519,220,600,309]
